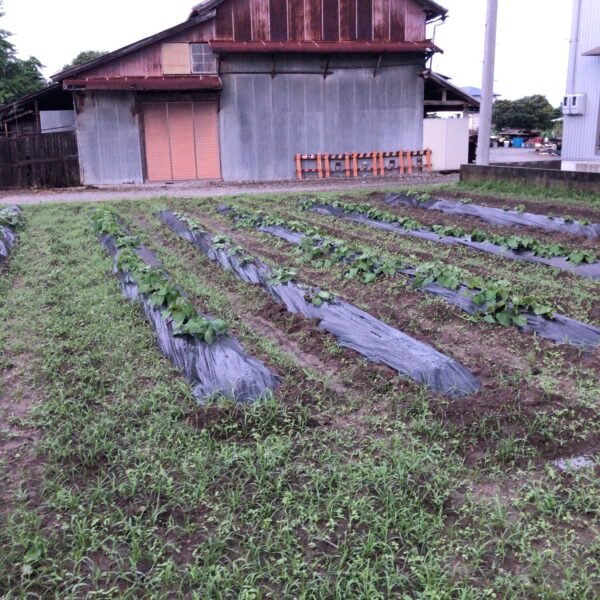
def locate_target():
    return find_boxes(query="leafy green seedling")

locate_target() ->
[309,291,336,307]
[174,212,203,232]
[269,267,298,285]
[568,249,597,265]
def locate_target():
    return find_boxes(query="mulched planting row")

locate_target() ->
[441,188,600,222]
[94,211,279,403]
[221,205,600,352]
[3,199,600,600]
[306,201,600,280]
[160,210,481,398]
[172,200,600,463]
[225,198,600,328]
[386,192,600,238]
[342,192,600,251]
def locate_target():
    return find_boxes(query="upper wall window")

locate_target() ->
[161,43,217,75]
[191,44,217,74]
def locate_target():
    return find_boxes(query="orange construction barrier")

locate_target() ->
[295,150,432,180]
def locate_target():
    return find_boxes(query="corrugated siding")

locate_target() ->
[562,0,600,162]
[218,54,424,181]
[40,110,76,133]
[75,91,144,184]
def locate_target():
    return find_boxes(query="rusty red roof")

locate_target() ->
[208,40,442,54]
[62,76,222,91]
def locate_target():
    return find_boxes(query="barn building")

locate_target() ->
[0,0,477,187]
[50,0,449,184]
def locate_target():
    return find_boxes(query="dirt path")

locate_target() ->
[0,173,457,206]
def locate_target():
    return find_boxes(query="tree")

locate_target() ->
[492,95,561,132]
[0,1,46,104]
[63,50,108,71]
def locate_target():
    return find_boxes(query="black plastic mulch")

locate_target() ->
[98,230,280,404]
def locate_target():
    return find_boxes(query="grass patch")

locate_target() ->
[446,180,600,207]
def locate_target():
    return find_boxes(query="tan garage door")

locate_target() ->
[142,101,221,182]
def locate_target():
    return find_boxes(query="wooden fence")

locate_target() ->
[0,131,80,189]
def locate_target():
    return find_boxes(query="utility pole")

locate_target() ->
[476,0,499,166]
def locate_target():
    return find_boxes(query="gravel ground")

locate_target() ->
[490,147,560,163]
[0,173,458,205]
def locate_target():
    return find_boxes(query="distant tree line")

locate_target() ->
[63,50,108,71]
[0,0,45,104]
[0,0,107,106]
[492,95,562,133]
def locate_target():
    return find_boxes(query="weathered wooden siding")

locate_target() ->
[84,20,215,77]
[75,1,429,79]
[215,0,428,43]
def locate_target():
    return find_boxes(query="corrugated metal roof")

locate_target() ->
[209,40,442,53]
[0,83,63,115]
[421,70,480,110]
[460,86,501,98]
[582,46,600,56]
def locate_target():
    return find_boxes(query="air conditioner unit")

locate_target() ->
[562,94,587,116]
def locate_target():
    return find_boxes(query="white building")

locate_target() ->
[459,87,499,132]
[562,0,600,173]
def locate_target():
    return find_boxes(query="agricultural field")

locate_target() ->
[1,181,600,598]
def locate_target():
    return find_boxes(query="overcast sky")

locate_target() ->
[3,0,572,105]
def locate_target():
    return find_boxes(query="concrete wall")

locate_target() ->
[74,91,144,185]
[461,164,600,193]
[218,54,425,181]
[423,118,469,171]
[562,0,600,167]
